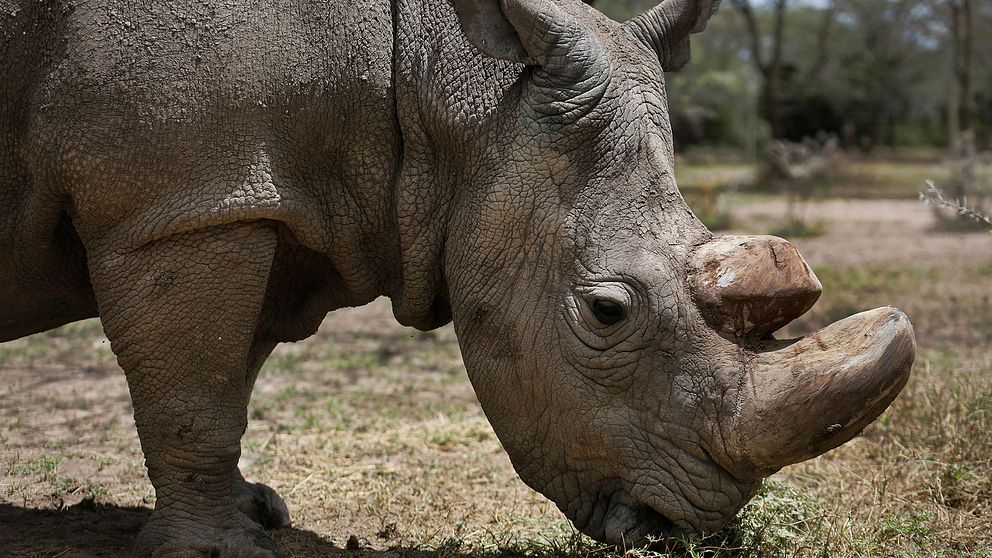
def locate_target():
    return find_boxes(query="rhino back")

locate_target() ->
[2,0,401,338]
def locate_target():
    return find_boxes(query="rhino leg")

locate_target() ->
[233,342,291,532]
[88,221,282,558]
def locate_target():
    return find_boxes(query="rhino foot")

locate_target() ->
[133,511,279,558]
[233,472,292,530]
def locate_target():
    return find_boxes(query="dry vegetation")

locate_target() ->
[1,162,991,557]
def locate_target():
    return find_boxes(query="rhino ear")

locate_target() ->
[452,0,535,64]
[623,0,720,71]
[452,0,607,83]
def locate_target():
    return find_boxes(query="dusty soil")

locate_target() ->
[1,198,990,557]
[736,198,992,349]
[736,198,991,271]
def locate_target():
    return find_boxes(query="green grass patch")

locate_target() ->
[829,161,951,199]
[770,218,828,238]
[676,163,754,192]
[797,262,990,348]
[678,155,967,200]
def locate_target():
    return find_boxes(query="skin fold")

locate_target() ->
[0,0,915,555]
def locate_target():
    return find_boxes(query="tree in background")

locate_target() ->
[831,0,931,148]
[587,0,989,153]
[939,0,987,222]
[949,0,974,149]
[728,0,788,139]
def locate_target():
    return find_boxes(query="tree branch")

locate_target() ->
[769,0,786,73]
[804,0,836,83]
[730,0,769,73]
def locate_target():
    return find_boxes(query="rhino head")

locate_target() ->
[433,0,915,545]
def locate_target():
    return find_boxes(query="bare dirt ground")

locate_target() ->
[738,198,989,267]
[748,199,992,350]
[1,198,990,557]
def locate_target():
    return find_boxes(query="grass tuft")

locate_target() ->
[770,218,828,238]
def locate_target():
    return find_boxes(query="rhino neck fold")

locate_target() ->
[387,0,528,331]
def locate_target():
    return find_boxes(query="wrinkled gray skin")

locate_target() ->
[1,0,914,555]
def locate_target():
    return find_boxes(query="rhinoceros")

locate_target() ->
[0,0,915,554]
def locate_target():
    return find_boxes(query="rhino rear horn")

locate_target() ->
[624,0,720,71]
[452,0,610,86]
[690,235,821,338]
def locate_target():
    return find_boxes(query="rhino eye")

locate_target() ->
[591,299,625,326]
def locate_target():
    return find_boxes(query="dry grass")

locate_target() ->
[1,192,991,557]
[676,151,974,201]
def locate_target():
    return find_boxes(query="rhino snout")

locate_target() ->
[690,236,915,481]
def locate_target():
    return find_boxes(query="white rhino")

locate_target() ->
[0,0,914,555]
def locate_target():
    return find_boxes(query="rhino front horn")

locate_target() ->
[723,307,916,479]
[690,235,821,338]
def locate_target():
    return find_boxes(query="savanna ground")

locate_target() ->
[1,150,990,557]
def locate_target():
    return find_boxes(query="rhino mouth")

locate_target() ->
[602,308,914,546]
[606,502,679,548]
[576,485,680,547]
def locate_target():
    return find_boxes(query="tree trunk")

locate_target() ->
[948,62,960,152]
[959,0,973,135]
[804,0,836,83]
[764,76,785,140]
[951,0,974,134]
[949,0,975,201]
[732,0,789,139]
